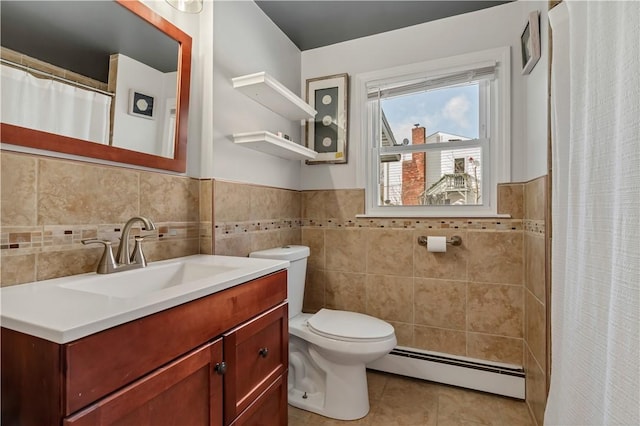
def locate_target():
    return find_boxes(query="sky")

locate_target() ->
[381,83,479,143]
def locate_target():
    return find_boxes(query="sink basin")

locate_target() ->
[59,262,239,299]
[1,254,289,344]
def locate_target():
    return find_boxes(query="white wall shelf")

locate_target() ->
[232,131,318,161]
[232,72,317,121]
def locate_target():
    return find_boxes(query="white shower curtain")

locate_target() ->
[546,1,640,425]
[0,64,111,144]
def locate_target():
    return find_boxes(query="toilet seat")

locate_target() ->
[307,309,395,342]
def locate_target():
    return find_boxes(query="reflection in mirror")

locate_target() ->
[0,0,191,172]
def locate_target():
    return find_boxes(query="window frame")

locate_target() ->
[355,47,511,217]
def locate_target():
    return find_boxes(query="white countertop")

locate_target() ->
[0,255,289,344]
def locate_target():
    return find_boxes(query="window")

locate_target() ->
[358,48,510,217]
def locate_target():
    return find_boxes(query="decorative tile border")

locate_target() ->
[524,219,546,235]
[214,219,302,238]
[0,222,199,255]
[300,217,524,231]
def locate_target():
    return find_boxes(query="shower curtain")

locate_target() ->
[546,1,639,425]
[0,64,111,144]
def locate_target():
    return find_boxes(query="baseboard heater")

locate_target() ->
[367,347,525,399]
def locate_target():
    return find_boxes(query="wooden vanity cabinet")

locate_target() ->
[1,270,288,426]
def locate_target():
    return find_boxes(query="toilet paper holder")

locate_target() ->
[417,235,462,247]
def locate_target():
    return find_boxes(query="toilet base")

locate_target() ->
[288,360,370,421]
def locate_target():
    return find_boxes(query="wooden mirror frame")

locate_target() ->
[0,0,192,173]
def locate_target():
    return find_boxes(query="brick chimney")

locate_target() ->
[401,125,426,205]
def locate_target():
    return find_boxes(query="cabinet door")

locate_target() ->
[223,303,288,425]
[230,375,287,426]
[64,339,224,426]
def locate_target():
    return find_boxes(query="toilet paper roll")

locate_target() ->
[427,236,447,252]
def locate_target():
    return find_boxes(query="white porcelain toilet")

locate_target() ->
[249,245,397,420]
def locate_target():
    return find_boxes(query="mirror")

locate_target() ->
[0,0,192,172]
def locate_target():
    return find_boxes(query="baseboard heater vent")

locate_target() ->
[367,347,525,399]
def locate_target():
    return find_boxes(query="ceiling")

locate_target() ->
[0,1,178,83]
[255,1,513,51]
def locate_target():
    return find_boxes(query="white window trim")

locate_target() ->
[354,47,511,218]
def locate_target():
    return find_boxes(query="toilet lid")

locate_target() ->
[307,309,395,342]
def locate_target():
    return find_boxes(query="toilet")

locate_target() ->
[249,245,397,420]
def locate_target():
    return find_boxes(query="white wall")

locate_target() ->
[522,1,549,181]
[208,0,303,189]
[111,54,176,156]
[300,0,548,189]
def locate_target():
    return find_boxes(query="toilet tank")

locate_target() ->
[249,245,310,319]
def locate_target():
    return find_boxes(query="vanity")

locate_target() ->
[1,255,290,426]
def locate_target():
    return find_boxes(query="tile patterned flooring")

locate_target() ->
[288,371,533,426]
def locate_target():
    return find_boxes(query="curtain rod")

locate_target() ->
[0,59,115,97]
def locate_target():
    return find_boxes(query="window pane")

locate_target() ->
[379,148,482,206]
[377,82,482,207]
[380,82,479,143]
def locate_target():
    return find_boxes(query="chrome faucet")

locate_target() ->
[82,216,157,274]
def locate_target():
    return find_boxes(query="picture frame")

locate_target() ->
[128,90,155,119]
[305,73,349,164]
[521,11,541,75]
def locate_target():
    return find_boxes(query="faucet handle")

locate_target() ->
[130,236,149,267]
[82,239,117,274]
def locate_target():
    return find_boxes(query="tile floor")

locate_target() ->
[288,371,533,426]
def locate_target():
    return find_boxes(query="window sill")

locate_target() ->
[355,213,513,219]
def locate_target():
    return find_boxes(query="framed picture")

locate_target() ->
[521,11,541,75]
[305,73,349,164]
[128,90,155,119]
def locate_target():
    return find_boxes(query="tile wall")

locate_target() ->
[300,188,527,366]
[523,176,548,425]
[212,180,302,256]
[0,152,203,286]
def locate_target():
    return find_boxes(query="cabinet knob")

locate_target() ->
[214,361,227,375]
[258,347,269,358]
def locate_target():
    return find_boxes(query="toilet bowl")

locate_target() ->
[249,245,397,420]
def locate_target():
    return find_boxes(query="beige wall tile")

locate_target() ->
[525,289,546,372]
[324,189,364,220]
[214,180,251,222]
[498,183,524,219]
[250,186,280,220]
[139,173,199,223]
[38,158,139,225]
[301,190,327,219]
[36,247,103,280]
[525,233,546,302]
[200,236,213,255]
[467,231,523,285]
[525,176,547,220]
[279,188,301,219]
[250,231,281,253]
[301,228,324,269]
[366,229,414,276]
[215,234,251,257]
[414,278,466,330]
[325,271,366,313]
[325,228,366,272]
[199,179,213,223]
[525,347,546,426]
[366,275,413,323]
[468,283,523,338]
[1,153,37,226]
[303,268,325,313]
[387,321,413,347]
[413,325,466,356]
[279,228,301,246]
[144,238,199,262]
[1,254,36,286]
[467,333,523,365]
[413,229,468,280]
